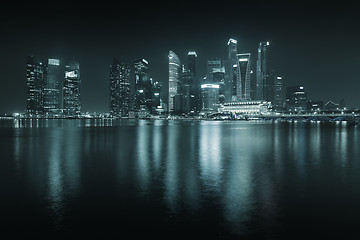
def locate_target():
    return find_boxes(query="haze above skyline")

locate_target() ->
[1,1,359,114]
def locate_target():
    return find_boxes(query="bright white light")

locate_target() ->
[266,41,270,46]
[188,51,197,57]
[201,84,220,89]
[233,64,238,68]
[238,58,248,62]
[65,71,77,78]
[139,90,144,93]
[48,59,60,66]
[300,86,304,90]
[277,76,282,79]
[142,59,148,64]
[227,38,237,45]
[154,93,159,96]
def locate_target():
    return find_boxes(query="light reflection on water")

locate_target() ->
[2,119,360,238]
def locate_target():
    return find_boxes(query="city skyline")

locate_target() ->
[1,1,360,114]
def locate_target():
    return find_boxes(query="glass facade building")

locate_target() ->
[26,56,44,114]
[63,61,81,116]
[226,38,241,102]
[237,53,251,100]
[110,58,130,116]
[134,59,152,112]
[256,41,270,101]
[44,58,61,113]
[168,51,181,112]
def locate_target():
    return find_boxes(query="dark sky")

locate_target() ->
[1,1,359,114]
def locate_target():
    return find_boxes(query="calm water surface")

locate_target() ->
[1,119,360,238]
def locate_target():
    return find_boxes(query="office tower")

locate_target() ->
[63,61,81,116]
[201,83,220,112]
[44,58,61,114]
[152,80,161,112]
[256,41,270,100]
[168,51,181,112]
[273,76,284,111]
[286,85,307,112]
[134,58,152,112]
[207,58,225,104]
[207,58,223,82]
[186,51,200,113]
[226,38,241,102]
[109,59,131,116]
[237,53,251,100]
[26,56,44,114]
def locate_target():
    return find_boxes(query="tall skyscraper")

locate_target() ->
[26,56,44,114]
[273,76,284,111]
[63,61,81,116]
[168,51,181,112]
[109,58,130,116]
[186,51,200,113]
[256,41,270,100]
[237,53,251,100]
[226,38,241,102]
[44,58,61,113]
[134,58,152,111]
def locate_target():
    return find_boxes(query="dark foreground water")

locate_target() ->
[1,119,360,239]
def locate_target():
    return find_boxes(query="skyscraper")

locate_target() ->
[286,85,307,112]
[256,41,270,100]
[226,38,241,102]
[26,56,44,114]
[109,58,130,116]
[63,61,81,116]
[134,58,152,112]
[44,58,61,114]
[168,51,181,112]
[273,76,284,111]
[237,53,251,100]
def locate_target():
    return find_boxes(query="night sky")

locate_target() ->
[1,1,359,114]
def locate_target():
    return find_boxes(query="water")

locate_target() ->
[1,119,360,238]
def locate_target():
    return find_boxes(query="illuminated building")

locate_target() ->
[186,51,200,112]
[237,53,251,100]
[134,58,152,112]
[109,58,130,116]
[219,100,270,115]
[286,85,307,112]
[168,51,181,112]
[273,76,284,111]
[63,61,81,116]
[44,58,61,114]
[256,41,270,100]
[226,38,241,101]
[201,83,220,113]
[26,56,44,114]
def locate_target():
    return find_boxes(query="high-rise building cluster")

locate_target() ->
[25,38,346,118]
[26,56,81,117]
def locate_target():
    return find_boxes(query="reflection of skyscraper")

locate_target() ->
[168,51,181,112]
[256,41,270,100]
[63,61,81,116]
[44,58,61,113]
[237,53,251,100]
[109,58,130,116]
[26,56,44,114]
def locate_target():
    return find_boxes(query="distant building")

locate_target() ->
[44,58,61,114]
[286,85,307,112]
[273,76,284,111]
[109,58,130,116]
[226,38,241,101]
[324,101,339,111]
[219,100,270,115]
[63,61,81,116]
[134,59,152,112]
[168,51,181,112]
[237,53,251,100]
[26,56,44,114]
[256,41,270,100]
[307,100,324,112]
[201,83,220,113]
